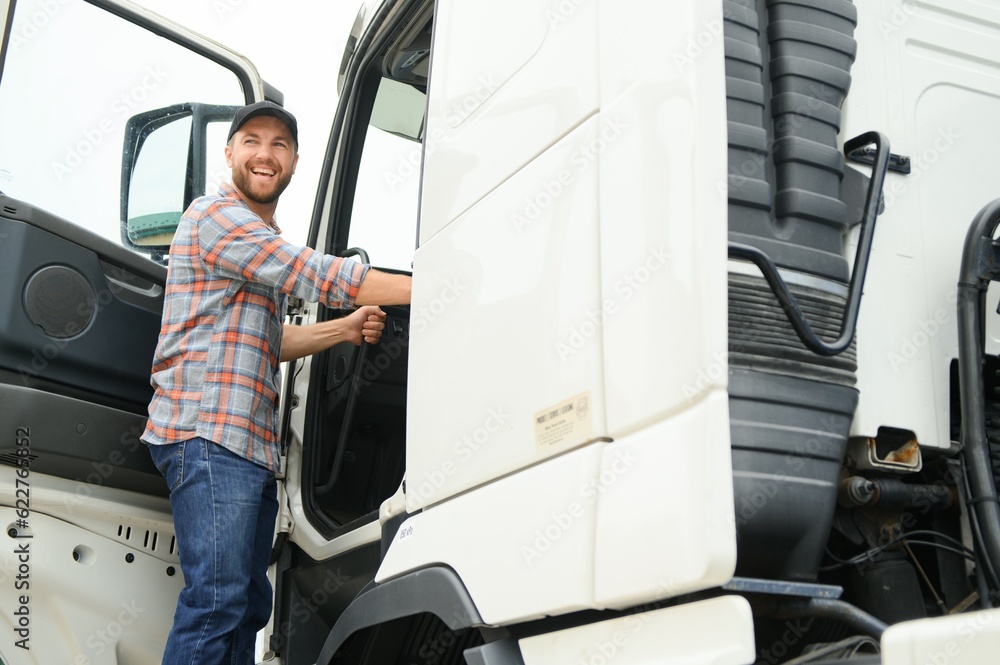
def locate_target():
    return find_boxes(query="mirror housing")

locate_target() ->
[120,102,238,262]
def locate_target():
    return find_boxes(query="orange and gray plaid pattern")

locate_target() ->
[142,182,367,473]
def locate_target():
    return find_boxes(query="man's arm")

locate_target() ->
[356,269,412,306]
[281,306,387,362]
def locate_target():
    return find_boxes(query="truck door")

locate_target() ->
[0,1,265,662]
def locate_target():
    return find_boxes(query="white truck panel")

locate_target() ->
[380,442,603,625]
[419,0,600,244]
[518,596,755,665]
[597,0,729,434]
[850,0,1000,448]
[593,392,735,608]
[407,117,606,512]
[882,608,1000,665]
[381,405,736,625]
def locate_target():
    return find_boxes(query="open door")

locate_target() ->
[263,1,428,661]
[0,0,266,661]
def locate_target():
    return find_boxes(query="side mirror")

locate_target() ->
[120,103,238,262]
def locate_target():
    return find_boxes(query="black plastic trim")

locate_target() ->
[728,131,889,357]
[770,55,852,95]
[767,21,858,61]
[0,383,165,495]
[723,2,758,32]
[314,566,483,665]
[464,639,526,665]
[728,123,769,153]
[768,0,858,23]
[724,36,764,70]
[1,194,166,284]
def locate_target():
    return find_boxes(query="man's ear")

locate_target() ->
[292,152,299,175]
[224,143,233,168]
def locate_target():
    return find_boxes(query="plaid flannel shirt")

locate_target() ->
[142,182,368,473]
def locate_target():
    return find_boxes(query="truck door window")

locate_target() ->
[345,76,425,272]
[0,0,244,253]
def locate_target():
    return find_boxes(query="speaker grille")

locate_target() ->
[23,266,96,339]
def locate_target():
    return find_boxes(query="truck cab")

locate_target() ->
[3,0,1000,663]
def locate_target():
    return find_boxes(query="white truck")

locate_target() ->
[2,0,1000,663]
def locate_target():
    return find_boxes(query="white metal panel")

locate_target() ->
[419,0,600,244]
[381,406,736,625]
[593,392,736,608]
[378,443,603,625]
[518,596,755,665]
[596,0,729,435]
[0,512,176,664]
[406,117,605,512]
[849,0,1000,448]
[882,608,1000,665]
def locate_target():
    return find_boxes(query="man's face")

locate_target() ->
[225,115,299,205]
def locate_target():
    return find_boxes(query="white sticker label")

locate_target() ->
[534,391,592,451]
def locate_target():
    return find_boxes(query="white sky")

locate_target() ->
[1,0,420,264]
[129,0,364,245]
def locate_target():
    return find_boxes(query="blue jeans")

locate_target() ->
[149,438,278,665]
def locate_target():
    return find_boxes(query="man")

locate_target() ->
[141,101,411,664]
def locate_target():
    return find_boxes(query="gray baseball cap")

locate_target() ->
[227,101,298,146]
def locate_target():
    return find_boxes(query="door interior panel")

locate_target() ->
[0,194,167,495]
[307,305,409,530]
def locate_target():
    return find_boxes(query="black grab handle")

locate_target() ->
[728,131,891,357]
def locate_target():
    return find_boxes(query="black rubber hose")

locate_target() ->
[957,197,1000,604]
[728,132,890,357]
[771,598,888,640]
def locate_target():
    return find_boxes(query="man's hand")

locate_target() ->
[280,306,388,362]
[344,306,387,345]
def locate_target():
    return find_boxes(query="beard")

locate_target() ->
[232,164,293,205]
